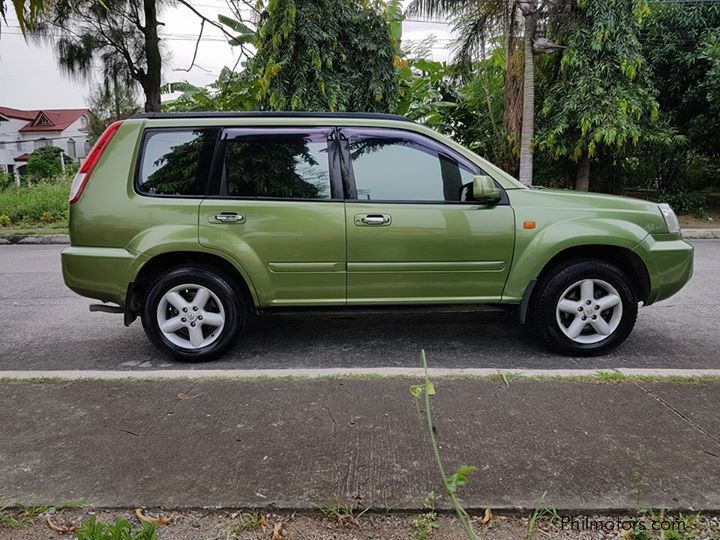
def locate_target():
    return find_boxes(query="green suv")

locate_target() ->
[61,112,693,361]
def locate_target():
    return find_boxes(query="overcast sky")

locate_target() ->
[0,1,455,110]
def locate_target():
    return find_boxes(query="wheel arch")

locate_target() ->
[518,244,651,324]
[126,250,258,325]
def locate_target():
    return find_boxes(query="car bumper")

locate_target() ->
[634,233,694,305]
[61,246,137,306]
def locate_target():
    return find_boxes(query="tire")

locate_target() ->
[530,259,638,356]
[141,265,246,362]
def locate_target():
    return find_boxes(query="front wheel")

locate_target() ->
[142,265,246,362]
[531,260,638,356]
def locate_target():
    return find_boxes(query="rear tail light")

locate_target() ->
[69,121,123,204]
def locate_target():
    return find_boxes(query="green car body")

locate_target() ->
[61,112,693,359]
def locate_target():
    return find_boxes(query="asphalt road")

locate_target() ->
[0,242,717,371]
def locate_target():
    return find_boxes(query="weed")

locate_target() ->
[317,502,368,526]
[76,515,157,540]
[0,504,50,528]
[411,350,480,540]
[595,370,626,383]
[0,177,70,225]
[228,512,267,534]
[525,505,560,539]
[412,491,439,540]
[0,214,10,226]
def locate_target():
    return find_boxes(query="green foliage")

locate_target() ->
[0,177,69,224]
[76,515,157,540]
[247,0,398,112]
[538,0,662,163]
[87,82,140,144]
[26,146,69,179]
[0,215,10,227]
[0,172,14,191]
[412,492,439,540]
[651,191,707,217]
[163,68,261,112]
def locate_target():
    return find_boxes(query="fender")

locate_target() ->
[502,218,649,303]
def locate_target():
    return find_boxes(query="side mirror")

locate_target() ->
[472,175,500,204]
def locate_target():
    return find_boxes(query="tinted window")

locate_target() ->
[138,128,219,196]
[222,130,332,199]
[347,129,477,202]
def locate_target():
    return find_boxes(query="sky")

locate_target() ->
[0,1,455,110]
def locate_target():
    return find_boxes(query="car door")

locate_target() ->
[341,127,515,304]
[199,127,347,307]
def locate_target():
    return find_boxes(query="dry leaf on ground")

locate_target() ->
[135,507,172,526]
[478,508,493,525]
[46,516,79,533]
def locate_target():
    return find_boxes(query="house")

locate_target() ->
[0,106,90,183]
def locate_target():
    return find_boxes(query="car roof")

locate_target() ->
[131,111,415,123]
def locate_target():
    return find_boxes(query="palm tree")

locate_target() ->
[406,0,549,186]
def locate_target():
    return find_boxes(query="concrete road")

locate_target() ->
[0,242,717,371]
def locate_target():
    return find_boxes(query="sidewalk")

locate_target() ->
[1,378,718,512]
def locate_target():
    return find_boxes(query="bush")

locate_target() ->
[0,172,14,191]
[26,146,72,179]
[76,516,157,540]
[651,191,707,217]
[0,214,10,227]
[0,178,69,224]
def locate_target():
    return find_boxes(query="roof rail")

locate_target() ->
[130,111,415,123]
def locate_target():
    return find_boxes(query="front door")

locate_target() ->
[199,127,347,307]
[341,127,515,304]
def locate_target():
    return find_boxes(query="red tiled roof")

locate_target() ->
[0,106,37,121]
[20,109,89,132]
[0,106,89,132]
[14,153,32,162]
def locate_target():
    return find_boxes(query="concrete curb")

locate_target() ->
[683,228,720,239]
[0,234,69,244]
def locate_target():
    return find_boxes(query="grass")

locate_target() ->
[316,502,369,526]
[228,512,267,534]
[525,506,560,539]
[76,515,157,540]
[0,500,84,528]
[2,371,720,385]
[0,177,70,226]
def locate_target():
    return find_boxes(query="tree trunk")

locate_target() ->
[575,153,590,191]
[142,0,162,112]
[518,13,536,187]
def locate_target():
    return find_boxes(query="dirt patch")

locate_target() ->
[0,508,718,540]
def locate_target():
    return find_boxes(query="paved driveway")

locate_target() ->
[0,241,717,371]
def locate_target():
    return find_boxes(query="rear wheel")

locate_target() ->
[531,260,638,356]
[142,265,246,362]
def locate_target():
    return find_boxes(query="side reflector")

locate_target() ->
[69,121,123,204]
[523,221,537,230]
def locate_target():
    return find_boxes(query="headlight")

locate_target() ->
[658,203,681,234]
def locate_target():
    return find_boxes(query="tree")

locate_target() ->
[36,0,165,112]
[87,82,141,143]
[537,0,661,191]
[27,146,69,179]
[641,3,720,192]
[247,0,398,112]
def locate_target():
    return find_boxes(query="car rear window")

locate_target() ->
[137,128,219,196]
[221,130,332,200]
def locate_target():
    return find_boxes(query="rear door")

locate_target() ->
[341,127,515,304]
[199,127,347,307]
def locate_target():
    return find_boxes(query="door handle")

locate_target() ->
[355,214,391,226]
[214,212,245,224]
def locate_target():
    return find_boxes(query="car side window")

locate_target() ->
[345,128,478,202]
[138,128,219,196]
[221,130,332,200]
